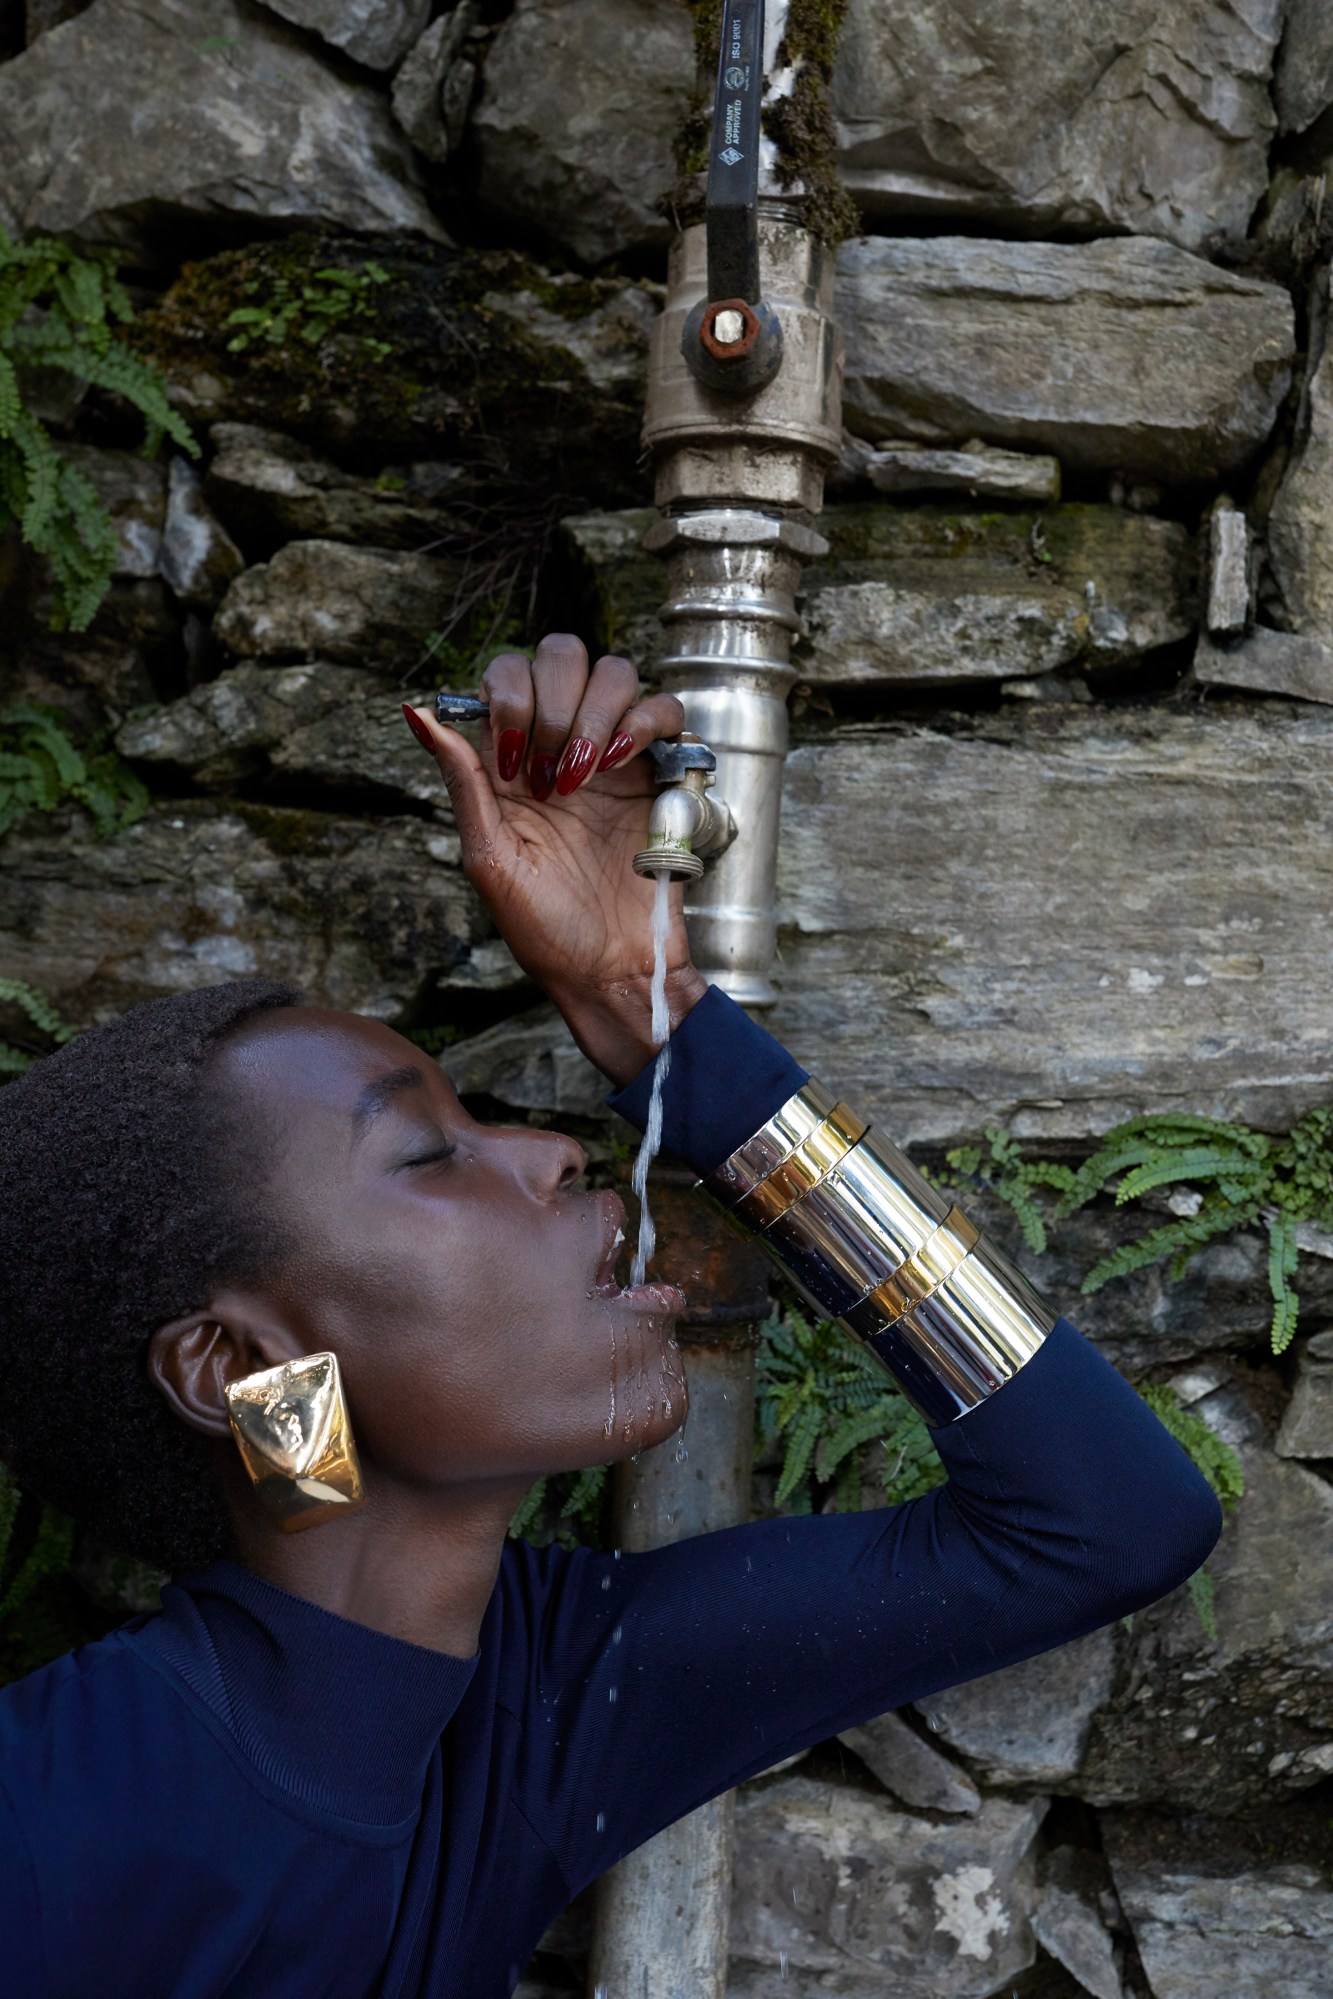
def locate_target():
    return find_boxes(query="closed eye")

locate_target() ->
[395,1142,457,1172]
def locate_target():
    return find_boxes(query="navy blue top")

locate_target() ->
[0,992,1222,1999]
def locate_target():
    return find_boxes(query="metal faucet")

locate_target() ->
[432,695,736,882]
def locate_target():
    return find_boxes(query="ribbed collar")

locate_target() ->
[134,1560,478,1826]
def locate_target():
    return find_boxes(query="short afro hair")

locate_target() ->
[0,980,300,1571]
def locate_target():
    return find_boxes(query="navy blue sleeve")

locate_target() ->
[607,983,807,1174]
[514,1318,1221,1894]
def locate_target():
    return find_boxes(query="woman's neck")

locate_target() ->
[228,1474,530,1656]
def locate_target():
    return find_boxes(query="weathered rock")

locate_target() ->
[1205,506,1250,637]
[865,441,1062,504]
[62,446,165,580]
[1275,0,1333,136]
[417,702,1333,1152]
[0,800,501,1022]
[471,0,694,266]
[1078,1374,1333,1814]
[563,502,1197,687]
[962,1185,1333,1378]
[136,236,656,503]
[1104,1817,1333,1999]
[915,1628,1117,1790]
[1269,319,1333,642]
[114,662,443,810]
[558,508,661,666]
[1031,1850,1124,1999]
[730,1776,1046,1998]
[443,1005,608,1117]
[833,0,1282,255]
[836,237,1294,486]
[158,457,242,610]
[1192,628,1333,705]
[795,504,1197,687]
[213,541,463,671]
[0,0,442,252]
[838,1710,981,1816]
[205,425,466,555]
[391,5,479,162]
[1276,1330,1333,1459]
[24,0,90,36]
[261,0,430,71]
[768,703,1333,1149]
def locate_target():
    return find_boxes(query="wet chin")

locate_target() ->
[598,1327,689,1461]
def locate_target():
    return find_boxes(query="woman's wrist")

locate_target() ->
[548,965,709,1086]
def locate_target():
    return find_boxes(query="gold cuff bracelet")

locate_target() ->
[703,1081,1054,1426]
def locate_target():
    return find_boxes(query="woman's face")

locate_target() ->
[211,1007,688,1490]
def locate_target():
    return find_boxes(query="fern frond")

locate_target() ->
[1082,1203,1258,1294]
[1115,1147,1267,1204]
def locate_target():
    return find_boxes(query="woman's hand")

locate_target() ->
[405,633,708,1086]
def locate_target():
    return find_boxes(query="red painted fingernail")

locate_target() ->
[402,704,436,753]
[496,728,526,782]
[598,731,635,773]
[529,753,558,802]
[555,736,598,795]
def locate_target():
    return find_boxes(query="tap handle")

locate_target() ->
[433,692,718,778]
[705,0,764,305]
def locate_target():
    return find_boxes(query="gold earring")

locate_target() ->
[224,1351,365,1533]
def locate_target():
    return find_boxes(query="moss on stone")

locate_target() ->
[132,233,653,506]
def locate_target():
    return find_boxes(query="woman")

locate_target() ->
[0,635,1220,1998]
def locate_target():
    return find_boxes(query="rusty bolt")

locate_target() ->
[699,296,761,364]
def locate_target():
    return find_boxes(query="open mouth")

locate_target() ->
[591,1190,687,1317]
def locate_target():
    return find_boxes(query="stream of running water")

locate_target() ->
[628,870,673,1288]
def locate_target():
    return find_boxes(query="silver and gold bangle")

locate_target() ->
[704,1081,1054,1427]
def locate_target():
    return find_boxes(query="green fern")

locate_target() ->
[756,1306,946,1515]
[509,1463,608,1549]
[0,228,196,631]
[946,1127,1078,1255]
[0,701,149,842]
[0,978,76,1080]
[223,262,390,355]
[950,1105,1333,1357]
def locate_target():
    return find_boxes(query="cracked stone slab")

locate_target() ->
[837,236,1294,486]
[0,0,442,252]
[770,703,1333,1149]
[205,425,468,555]
[838,1710,981,1815]
[1276,1331,1333,1460]
[561,501,1197,688]
[213,540,463,672]
[470,0,694,266]
[114,662,443,809]
[0,799,497,1024]
[730,1775,1045,1998]
[261,0,430,71]
[1104,1818,1333,1999]
[833,0,1283,254]
[1193,628,1333,705]
[915,1628,1117,1789]
[1078,1376,1333,1814]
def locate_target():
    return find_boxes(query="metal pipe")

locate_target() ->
[587,1175,769,1999]
[588,7,842,1990]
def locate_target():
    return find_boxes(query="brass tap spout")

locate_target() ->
[633,736,736,882]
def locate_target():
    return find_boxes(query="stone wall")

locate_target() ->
[3,4,1333,1995]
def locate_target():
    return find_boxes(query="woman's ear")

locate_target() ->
[147,1296,302,1440]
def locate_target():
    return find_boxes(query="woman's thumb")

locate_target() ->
[402,705,501,859]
